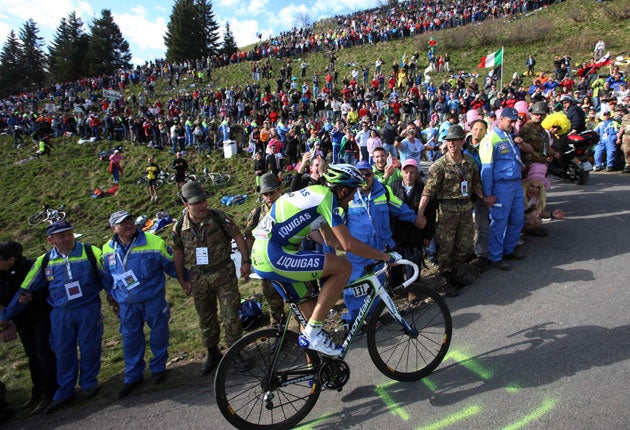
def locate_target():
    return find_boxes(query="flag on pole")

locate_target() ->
[477,48,503,69]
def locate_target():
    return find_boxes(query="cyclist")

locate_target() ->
[251,164,403,357]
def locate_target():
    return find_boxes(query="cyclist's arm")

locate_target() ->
[330,223,391,261]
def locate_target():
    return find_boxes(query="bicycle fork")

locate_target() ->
[375,283,419,338]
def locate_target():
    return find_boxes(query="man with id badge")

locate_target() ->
[172,182,251,375]
[418,125,492,296]
[0,221,104,414]
[102,211,179,399]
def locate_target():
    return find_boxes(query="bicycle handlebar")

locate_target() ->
[372,259,419,288]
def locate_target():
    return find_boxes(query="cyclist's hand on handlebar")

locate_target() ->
[386,252,402,265]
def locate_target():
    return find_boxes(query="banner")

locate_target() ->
[103,89,121,100]
[478,48,503,69]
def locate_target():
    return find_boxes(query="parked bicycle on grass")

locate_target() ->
[27,204,66,226]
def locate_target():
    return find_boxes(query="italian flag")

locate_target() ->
[477,48,503,69]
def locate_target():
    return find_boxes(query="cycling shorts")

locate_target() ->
[251,239,325,299]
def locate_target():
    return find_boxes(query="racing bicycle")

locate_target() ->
[196,167,231,187]
[27,204,66,226]
[214,259,452,429]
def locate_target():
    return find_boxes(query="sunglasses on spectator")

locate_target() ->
[360,170,373,178]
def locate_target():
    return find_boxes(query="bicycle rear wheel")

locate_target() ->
[134,176,147,186]
[49,211,66,223]
[27,211,47,226]
[215,329,321,430]
[366,284,452,382]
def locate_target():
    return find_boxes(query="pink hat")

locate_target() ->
[524,163,551,190]
[401,159,419,170]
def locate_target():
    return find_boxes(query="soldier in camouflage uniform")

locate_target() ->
[517,101,558,166]
[616,106,630,173]
[243,173,286,325]
[172,181,251,375]
[417,125,494,296]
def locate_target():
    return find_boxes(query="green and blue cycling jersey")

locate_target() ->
[251,185,345,295]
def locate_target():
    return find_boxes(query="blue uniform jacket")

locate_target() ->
[346,180,416,280]
[479,126,522,196]
[0,242,103,321]
[102,230,178,304]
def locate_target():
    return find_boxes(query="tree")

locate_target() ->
[18,19,47,91]
[48,11,90,83]
[85,10,132,76]
[0,31,23,97]
[164,0,221,63]
[222,23,238,59]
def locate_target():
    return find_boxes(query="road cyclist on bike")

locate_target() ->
[251,163,424,357]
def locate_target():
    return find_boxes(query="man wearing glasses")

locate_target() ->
[479,107,526,271]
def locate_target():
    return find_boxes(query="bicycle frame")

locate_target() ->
[267,259,419,383]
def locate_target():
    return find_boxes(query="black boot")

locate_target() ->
[200,348,223,376]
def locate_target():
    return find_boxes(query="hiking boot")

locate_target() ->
[476,257,491,270]
[298,330,343,357]
[30,397,52,416]
[151,371,167,385]
[43,395,75,414]
[200,348,223,376]
[622,166,630,173]
[117,381,141,399]
[606,167,614,172]
[490,260,511,271]
[82,385,100,399]
[504,252,525,260]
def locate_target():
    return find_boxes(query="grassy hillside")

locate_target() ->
[0,0,628,418]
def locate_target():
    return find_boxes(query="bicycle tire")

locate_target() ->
[134,176,147,186]
[366,284,452,382]
[49,211,66,223]
[167,174,176,184]
[27,211,47,226]
[185,174,197,182]
[211,173,231,186]
[196,175,208,185]
[215,329,321,430]
[155,179,164,188]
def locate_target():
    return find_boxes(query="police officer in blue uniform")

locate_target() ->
[102,211,179,399]
[479,108,526,270]
[342,160,421,324]
[0,221,104,414]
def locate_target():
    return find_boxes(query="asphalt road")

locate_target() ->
[6,171,630,430]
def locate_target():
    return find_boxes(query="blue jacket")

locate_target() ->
[479,126,522,195]
[0,242,103,320]
[346,181,416,280]
[102,230,178,304]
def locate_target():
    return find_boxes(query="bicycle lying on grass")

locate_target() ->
[214,259,452,429]
[196,167,231,187]
[27,204,66,226]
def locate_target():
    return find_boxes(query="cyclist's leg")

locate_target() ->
[311,253,350,323]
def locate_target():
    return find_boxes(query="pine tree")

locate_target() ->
[48,11,90,83]
[18,19,47,91]
[0,31,23,97]
[196,0,221,56]
[164,0,221,62]
[222,23,238,59]
[85,10,132,76]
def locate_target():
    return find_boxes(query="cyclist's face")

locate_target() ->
[47,230,76,255]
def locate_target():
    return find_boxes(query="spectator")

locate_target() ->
[243,174,286,325]
[522,165,564,236]
[172,182,250,375]
[0,221,104,414]
[343,160,420,323]
[109,149,124,184]
[617,105,630,173]
[291,153,326,191]
[371,146,402,186]
[0,241,57,415]
[395,123,425,164]
[102,211,179,399]
[593,110,620,171]
[145,157,161,202]
[418,125,490,295]
[171,152,189,190]
[479,108,525,271]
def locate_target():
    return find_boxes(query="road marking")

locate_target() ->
[295,411,335,429]
[375,380,410,421]
[501,398,556,430]
[416,406,481,430]
[446,350,494,379]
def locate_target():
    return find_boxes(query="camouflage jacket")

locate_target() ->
[422,152,482,210]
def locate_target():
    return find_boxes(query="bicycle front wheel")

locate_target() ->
[27,211,46,226]
[215,329,321,430]
[366,284,452,382]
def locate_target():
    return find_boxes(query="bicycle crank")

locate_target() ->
[319,359,350,391]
